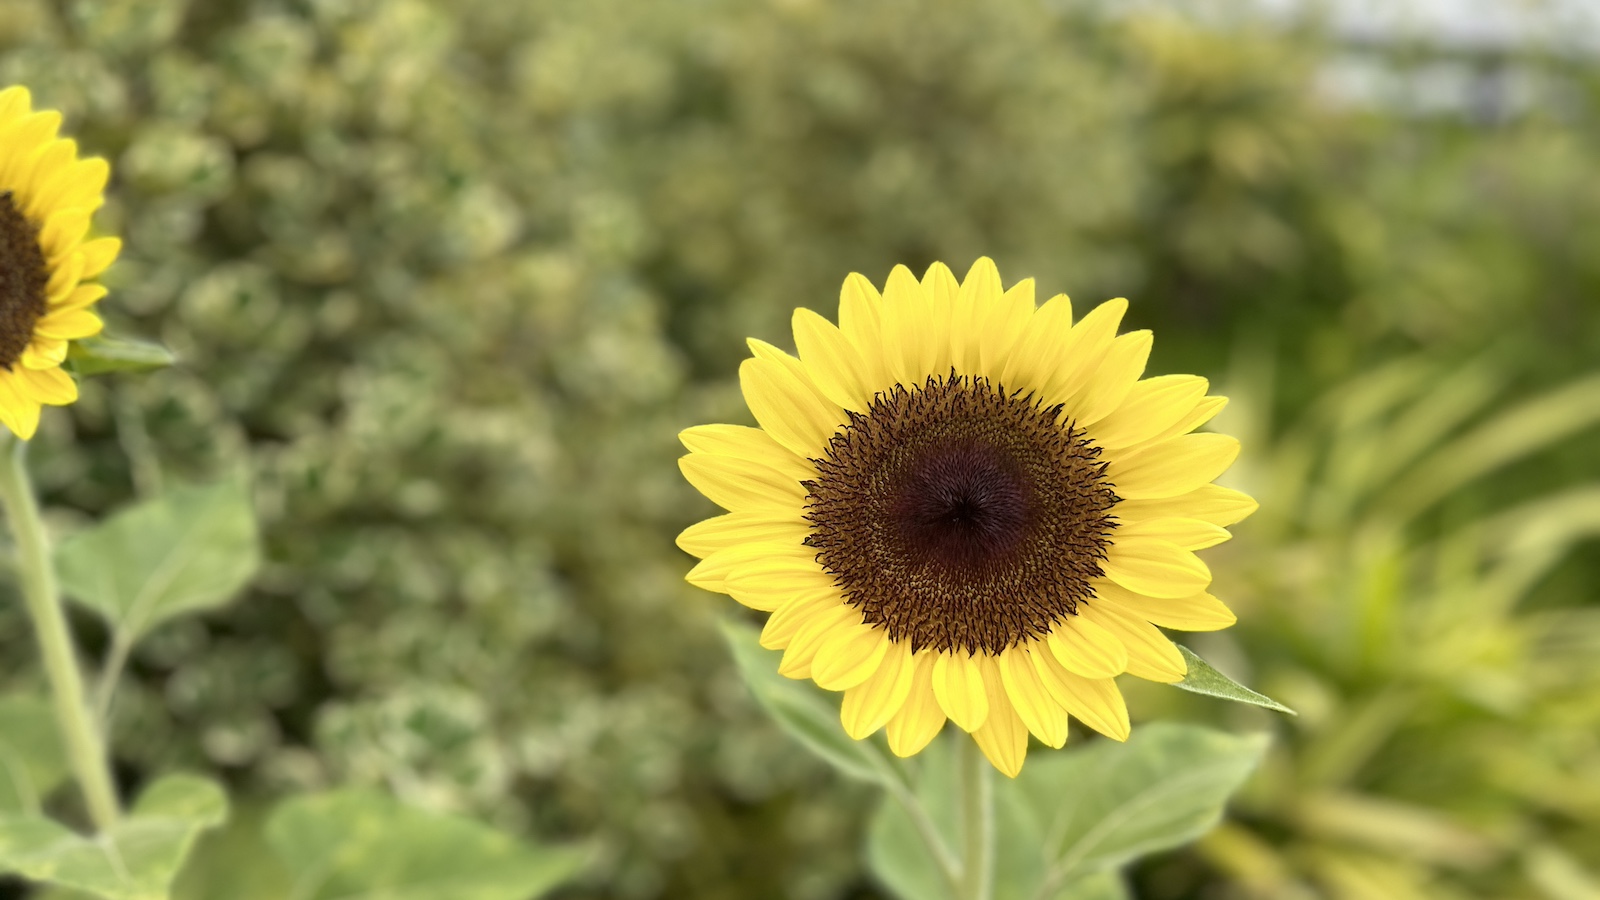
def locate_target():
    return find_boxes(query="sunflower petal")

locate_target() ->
[679,423,814,482]
[1046,614,1128,679]
[998,292,1072,396]
[841,639,915,739]
[932,652,990,732]
[1114,484,1258,527]
[1044,297,1126,403]
[1067,330,1152,426]
[40,206,92,260]
[793,307,874,412]
[998,647,1068,748]
[77,237,121,279]
[1113,517,1231,550]
[1103,535,1212,599]
[739,355,843,459]
[1105,433,1241,501]
[679,453,806,513]
[1079,603,1187,683]
[51,283,107,312]
[761,593,843,650]
[885,652,946,757]
[972,677,1029,778]
[880,264,933,386]
[919,261,957,377]
[17,367,76,406]
[675,512,810,559]
[978,274,1034,383]
[21,339,69,370]
[838,272,888,391]
[812,622,891,691]
[1031,646,1130,741]
[34,308,102,341]
[726,555,837,612]
[1091,376,1210,449]
[778,603,858,680]
[1092,580,1237,632]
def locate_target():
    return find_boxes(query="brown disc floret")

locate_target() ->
[804,371,1119,656]
[0,191,48,370]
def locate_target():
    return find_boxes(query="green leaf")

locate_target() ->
[0,696,68,813]
[1172,646,1296,714]
[718,617,905,788]
[265,789,588,900]
[0,774,227,900]
[1028,723,1268,883]
[65,335,176,377]
[868,725,1266,900]
[55,478,261,642]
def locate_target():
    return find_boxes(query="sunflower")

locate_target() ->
[0,85,119,440]
[677,259,1255,777]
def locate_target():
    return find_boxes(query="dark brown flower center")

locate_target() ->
[804,372,1119,655]
[0,192,49,370]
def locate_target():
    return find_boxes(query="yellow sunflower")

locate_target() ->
[0,85,119,440]
[678,258,1256,777]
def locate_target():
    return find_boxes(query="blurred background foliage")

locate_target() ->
[1,0,1597,897]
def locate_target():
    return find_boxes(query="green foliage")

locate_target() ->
[866,725,1267,900]
[0,696,67,814]
[264,789,590,900]
[1173,646,1296,715]
[0,774,225,900]
[55,478,259,642]
[66,335,176,377]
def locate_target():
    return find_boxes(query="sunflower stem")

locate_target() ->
[0,435,120,831]
[957,735,994,900]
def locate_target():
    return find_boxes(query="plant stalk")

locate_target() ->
[957,736,994,900]
[0,435,120,830]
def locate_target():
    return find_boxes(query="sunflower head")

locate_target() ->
[678,259,1256,777]
[0,85,120,439]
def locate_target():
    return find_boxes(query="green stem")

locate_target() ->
[958,736,994,900]
[0,436,120,830]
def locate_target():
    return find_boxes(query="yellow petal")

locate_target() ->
[679,453,806,513]
[1092,580,1237,632]
[77,237,121,279]
[726,554,837,612]
[22,339,69,370]
[1090,376,1210,449]
[1140,395,1229,447]
[43,251,85,305]
[1113,517,1231,551]
[812,622,891,691]
[0,373,41,440]
[51,283,107,313]
[885,652,946,757]
[1043,297,1126,403]
[1078,602,1187,683]
[31,157,109,219]
[997,647,1068,748]
[0,113,62,187]
[1114,484,1258,527]
[841,639,915,739]
[17,366,76,406]
[1065,330,1152,426]
[1046,614,1128,679]
[1031,645,1130,741]
[0,86,32,127]
[931,651,990,732]
[1102,534,1212,599]
[675,512,810,559]
[779,604,859,679]
[793,307,873,412]
[971,683,1029,778]
[1105,433,1241,501]
[678,423,815,482]
[879,264,931,386]
[761,593,843,650]
[952,258,1002,375]
[34,308,102,341]
[997,292,1072,397]
[684,540,813,593]
[978,274,1034,383]
[921,261,958,377]
[39,207,92,261]
[739,355,843,460]
[838,272,889,392]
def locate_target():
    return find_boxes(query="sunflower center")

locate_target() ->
[0,192,49,371]
[804,372,1119,655]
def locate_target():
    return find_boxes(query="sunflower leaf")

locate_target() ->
[1172,646,1296,714]
[55,477,260,644]
[0,773,226,900]
[0,696,67,814]
[65,334,176,377]
[264,789,589,900]
[718,618,906,788]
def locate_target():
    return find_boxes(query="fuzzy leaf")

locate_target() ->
[65,335,175,377]
[1172,646,1296,714]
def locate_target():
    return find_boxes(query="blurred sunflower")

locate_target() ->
[0,85,118,439]
[678,259,1254,776]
